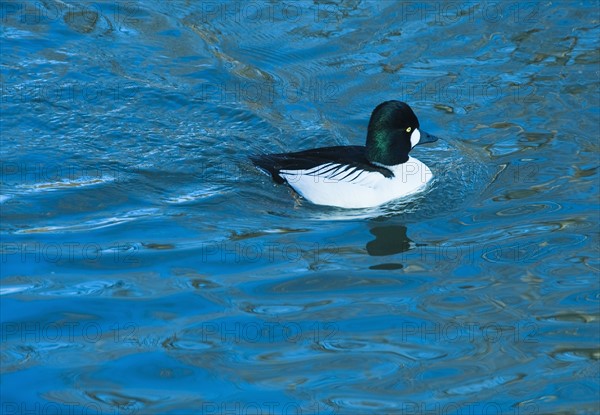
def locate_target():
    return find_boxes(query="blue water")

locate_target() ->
[1,1,599,414]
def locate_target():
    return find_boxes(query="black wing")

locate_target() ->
[250,146,394,184]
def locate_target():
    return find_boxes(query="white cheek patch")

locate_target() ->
[410,129,421,147]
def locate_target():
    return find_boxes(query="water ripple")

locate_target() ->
[14,208,160,234]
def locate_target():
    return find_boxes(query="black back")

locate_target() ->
[251,146,394,184]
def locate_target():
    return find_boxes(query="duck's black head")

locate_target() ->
[365,100,438,166]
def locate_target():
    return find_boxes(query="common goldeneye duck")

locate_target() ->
[251,100,440,209]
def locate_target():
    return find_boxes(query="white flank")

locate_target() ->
[279,156,433,208]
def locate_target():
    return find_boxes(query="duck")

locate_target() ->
[251,100,439,209]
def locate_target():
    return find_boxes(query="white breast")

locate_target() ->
[279,156,433,208]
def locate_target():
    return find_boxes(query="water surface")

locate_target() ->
[1,1,599,414]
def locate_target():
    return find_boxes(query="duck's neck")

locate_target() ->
[366,129,410,166]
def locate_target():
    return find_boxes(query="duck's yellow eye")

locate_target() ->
[406,127,412,133]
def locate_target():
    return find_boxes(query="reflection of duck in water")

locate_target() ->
[252,101,439,208]
[367,225,422,270]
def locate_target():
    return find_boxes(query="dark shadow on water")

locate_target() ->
[366,224,425,270]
